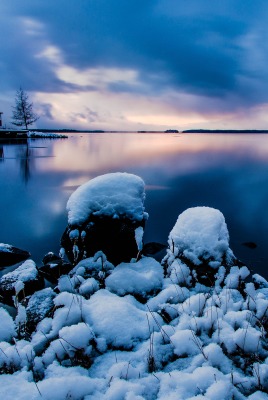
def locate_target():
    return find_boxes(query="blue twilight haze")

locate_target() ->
[1,1,268,130]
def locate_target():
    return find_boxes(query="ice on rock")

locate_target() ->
[67,172,147,225]
[135,226,144,251]
[167,207,234,267]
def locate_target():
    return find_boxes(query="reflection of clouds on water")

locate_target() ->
[145,185,170,191]
[1,133,268,276]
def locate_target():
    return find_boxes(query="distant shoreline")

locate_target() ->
[182,129,268,133]
[31,128,268,134]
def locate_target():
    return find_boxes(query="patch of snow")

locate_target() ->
[0,243,12,253]
[105,257,163,297]
[84,289,163,349]
[0,259,38,284]
[28,131,68,138]
[0,307,16,341]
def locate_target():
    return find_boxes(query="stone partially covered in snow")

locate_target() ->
[168,207,233,266]
[163,207,235,285]
[105,257,164,299]
[61,173,148,265]
[26,288,56,334]
[0,259,44,305]
[0,243,30,268]
[38,252,73,283]
[2,205,268,399]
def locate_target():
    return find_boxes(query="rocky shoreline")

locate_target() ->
[0,173,268,399]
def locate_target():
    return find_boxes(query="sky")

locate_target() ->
[1,0,268,131]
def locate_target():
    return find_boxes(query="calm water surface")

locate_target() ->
[1,132,268,278]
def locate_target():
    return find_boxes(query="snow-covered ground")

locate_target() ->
[0,175,268,399]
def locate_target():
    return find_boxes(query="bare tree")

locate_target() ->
[11,88,39,129]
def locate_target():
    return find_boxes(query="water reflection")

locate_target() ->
[17,141,33,184]
[0,133,268,278]
[0,146,4,162]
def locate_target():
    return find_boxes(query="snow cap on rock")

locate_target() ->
[67,172,147,226]
[168,207,233,267]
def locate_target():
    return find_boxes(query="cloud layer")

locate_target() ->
[2,1,268,129]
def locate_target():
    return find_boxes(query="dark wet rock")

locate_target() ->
[242,241,257,249]
[142,242,167,261]
[42,252,62,265]
[61,217,145,266]
[0,243,30,268]
[0,259,44,305]
[39,261,73,283]
[142,242,167,255]
[26,288,56,333]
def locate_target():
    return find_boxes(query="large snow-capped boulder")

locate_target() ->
[61,173,148,265]
[0,259,44,305]
[163,207,236,285]
[0,243,30,268]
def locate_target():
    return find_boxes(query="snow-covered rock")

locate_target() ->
[0,243,30,268]
[167,207,234,267]
[0,259,44,304]
[67,172,147,225]
[61,173,148,265]
[38,252,73,283]
[1,182,268,399]
[163,207,236,286]
[26,288,56,334]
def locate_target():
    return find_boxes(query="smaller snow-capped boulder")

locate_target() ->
[0,259,44,305]
[0,243,30,268]
[163,207,235,285]
[61,173,148,265]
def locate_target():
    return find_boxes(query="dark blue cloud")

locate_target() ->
[2,0,268,112]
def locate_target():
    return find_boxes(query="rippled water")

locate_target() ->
[1,132,268,278]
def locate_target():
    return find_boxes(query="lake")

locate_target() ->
[1,132,268,279]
